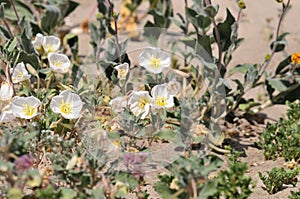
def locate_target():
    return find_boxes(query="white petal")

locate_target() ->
[48,53,71,73]
[0,82,13,101]
[50,95,64,114]
[42,36,61,53]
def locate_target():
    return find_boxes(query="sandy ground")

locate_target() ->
[67,0,300,198]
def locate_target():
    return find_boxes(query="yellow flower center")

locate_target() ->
[53,60,63,68]
[23,104,35,117]
[17,71,24,79]
[291,53,300,65]
[150,57,161,69]
[138,98,150,109]
[155,96,167,107]
[118,69,127,79]
[59,101,72,114]
[44,44,56,53]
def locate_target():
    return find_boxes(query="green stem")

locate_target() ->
[46,71,53,90]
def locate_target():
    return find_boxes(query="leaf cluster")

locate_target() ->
[259,167,299,194]
[258,101,300,161]
[154,153,254,199]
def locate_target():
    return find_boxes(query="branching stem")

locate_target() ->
[259,0,291,73]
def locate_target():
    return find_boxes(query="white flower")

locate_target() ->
[114,63,129,80]
[11,96,41,119]
[128,91,152,119]
[32,33,44,54]
[151,83,174,109]
[138,47,170,74]
[48,52,71,73]
[109,96,127,113]
[0,104,16,123]
[0,81,13,102]
[42,35,61,54]
[50,90,83,119]
[11,62,31,83]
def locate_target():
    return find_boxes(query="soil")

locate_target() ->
[66,0,300,198]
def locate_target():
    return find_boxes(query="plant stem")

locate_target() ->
[9,0,20,22]
[259,0,290,73]
[107,0,121,62]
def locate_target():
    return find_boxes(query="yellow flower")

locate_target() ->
[291,53,300,65]
[238,0,246,9]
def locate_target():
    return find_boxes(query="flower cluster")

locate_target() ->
[32,33,71,73]
[109,47,177,119]
[0,33,82,123]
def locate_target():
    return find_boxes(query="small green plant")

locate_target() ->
[154,150,255,198]
[289,189,300,199]
[212,158,255,198]
[259,167,299,194]
[258,101,300,161]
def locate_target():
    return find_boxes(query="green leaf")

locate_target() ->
[275,55,291,74]
[0,2,5,19]
[26,170,41,188]
[8,188,22,199]
[198,181,218,198]
[0,25,11,39]
[154,182,177,198]
[267,79,289,92]
[143,21,162,46]
[270,40,288,52]
[41,5,60,34]
[64,33,78,58]
[214,9,235,51]
[35,185,58,198]
[18,51,40,69]
[61,123,73,130]
[0,160,12,172]
[185,7,198,27]
[204,5,219,18]
[230,64,253,75]
[19,16,34,54]
[156,129,177,141]
[197,34,212,57]
[4,0,34,21]
[64,1,79,18]
[8,37,17,52]
[197,14,211,30]
[238,101,261,111]
[270,33,289,52]
[59,188,77,199]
